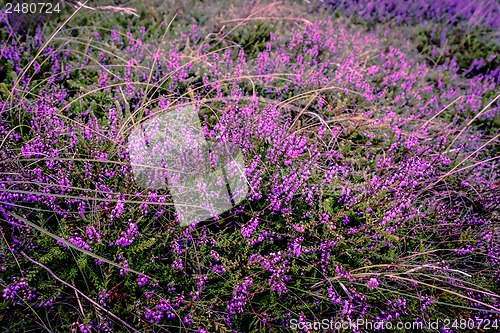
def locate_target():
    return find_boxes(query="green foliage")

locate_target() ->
[1,1,498,332]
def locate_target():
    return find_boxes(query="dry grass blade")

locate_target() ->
[447,94,500,151]
[1,1,85,115]
[72,1,139,17]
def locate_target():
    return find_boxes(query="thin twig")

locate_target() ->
[73,1,139,17]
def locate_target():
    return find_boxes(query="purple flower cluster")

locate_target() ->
[68,236,92,251]
[250,252,291,294]
[143,295,184,324]
[2,278,37,305]
[227,278,253,315]
[114,222,138,247]
[325,0,499,29]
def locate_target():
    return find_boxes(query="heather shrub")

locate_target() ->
[324,0,500,85]
[0,1,499,332]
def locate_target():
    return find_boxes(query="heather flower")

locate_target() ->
[138,275,148,287]
[420,295,433,312]
[85,225,101,243]
[210,250,220,261]
[327,285,342,305]
[319,213,330,224]
[241,217,258,238]
[335,265,351,279]
[289,237,304,258]
[250,252,291,294]
[111,196,125,219]
[117,255,129,276]
[212,264,226,274]
[77,323,90,333]
[2,278,37,304]
[144,307,162,324]
[68,236,92,251]
[367,277,379,290]
[227,278,253,315]
[172,259,183,270]
[115,222,138,247]
[98,289,109,306]
[1,3,499,331]
[454,245,475,255]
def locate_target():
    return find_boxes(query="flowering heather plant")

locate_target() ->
[323,0,500,83]
[0,0,499,332]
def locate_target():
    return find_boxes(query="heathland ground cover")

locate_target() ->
[0,0,498,332]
